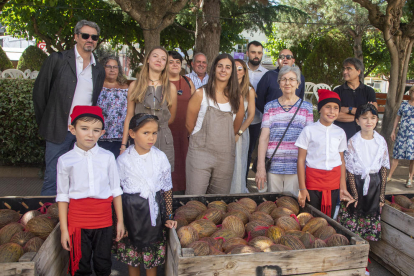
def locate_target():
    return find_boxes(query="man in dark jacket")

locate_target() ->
[33,20,105,195]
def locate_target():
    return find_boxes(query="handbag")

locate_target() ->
[252,99,303,173]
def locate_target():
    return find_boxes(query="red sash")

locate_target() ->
[67,197,113,276]
[306,166,341,217]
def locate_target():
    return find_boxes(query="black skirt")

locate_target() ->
[347,172,381,216]
[122,191,165,250]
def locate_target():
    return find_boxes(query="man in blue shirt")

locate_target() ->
[256,49,305,114]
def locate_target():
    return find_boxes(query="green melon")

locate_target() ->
[280,235,306,250]
[276,196,300,215]
[189,219,217,238]
[237,198,257,213]
[0,243,24,263]
[256,201,277,214]
[302,217,328,235]
[0,223,24,245]
[326,234,349,247]
[208,201,227,213]
[249,211,274,225]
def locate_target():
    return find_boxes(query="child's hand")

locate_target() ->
[61,229,70,251]
[116,221,126,241]
[379,202,384,207]
[340,189,353,202]
[165,220,177,229]
[298,189,310,208]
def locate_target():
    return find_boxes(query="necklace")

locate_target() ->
[149,79,160,86]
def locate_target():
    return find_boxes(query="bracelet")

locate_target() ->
[167,214,173,220]
[299,188,307,191]
[121,144,127,146]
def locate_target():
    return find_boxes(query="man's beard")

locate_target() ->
[83,44,95,52]
[249,58,261,66]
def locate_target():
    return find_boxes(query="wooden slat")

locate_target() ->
[369,252,401,276]
[297,268,365,276]
[370,240,414,276]
[376,99,386,105]
[0,262,35,276]
[166,228,180,276]
[381,204,414,237]
[381,222,414,259]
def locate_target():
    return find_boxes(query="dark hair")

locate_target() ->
[355,103,379,127]
[247,41,263,51]
[168,50,183,63]
[129,113,159,132]
[206,53,240,113]
[73,116,104,129]
[343,57,364,83]
[100,55,127,85]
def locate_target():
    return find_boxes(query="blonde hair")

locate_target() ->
[129,47,172,106]
[235,59,254,99]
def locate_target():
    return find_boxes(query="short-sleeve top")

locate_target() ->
[97,87,128,140]
[261,99,313,174]
[333,82,376,140]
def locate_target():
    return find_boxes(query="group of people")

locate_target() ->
[31,19,414,276]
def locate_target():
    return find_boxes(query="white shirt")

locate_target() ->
[185,71,209,90]
[68,45,96,126]
[192,89,236,135]
[56,144,123,203]
[247,64,268,125]
[295,120,347,171]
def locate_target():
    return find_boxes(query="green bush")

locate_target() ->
[0,46,14,71]
[17,46,48,72]
[0,79,45,166]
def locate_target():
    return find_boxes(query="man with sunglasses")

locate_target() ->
[255,49,305,114]
[33,20,105,196]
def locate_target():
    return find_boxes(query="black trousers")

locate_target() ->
[308,189,339,218]
[73,226,113,276]
[246,123,261,180]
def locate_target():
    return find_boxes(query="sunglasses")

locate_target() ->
[279,54,294,60]
[78,32,99,41]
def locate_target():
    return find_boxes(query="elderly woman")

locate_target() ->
[255,66,313,195]
[97,55,129,158]
[387,86,414,187]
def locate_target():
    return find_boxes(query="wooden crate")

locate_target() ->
[0,196,68,276]
[369,194,414,276]
[166,193,369,276]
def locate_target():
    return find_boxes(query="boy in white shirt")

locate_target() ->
[56,105,125,276]
[295,90,354,217]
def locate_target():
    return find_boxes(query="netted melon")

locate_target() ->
[249,211,274,225]
[297,212,313,228]
[264,244,292,252]
[222,215,245,238]
[280,235,306,250]
[313,239,327,248]
[284,230,303,239]
[302,217,328,235]
[186,201,208,212]
[245,220,270,234]
[188,241,210,256]
[189,219,217,238]
[237,198,257,213]
[389,203,402,211]
[208,201,227,213]
[276,216,300,231]
[0,223,24,245]
[0,210,20,229]
[199,237,223,251]
[270,207,294,220]
[314,226,336,240]
[46,203,60,219]
[210,229,237,240]
[0,243,24,263]
[266,226,285,244]
[196,208,223,224]
[394,195,412,209]
[23,237,44,252]
[227,202,250,217]
[222,210,249,224]
[276,196,299,215]
[175,216,188,230]
[250,225,270,239]
[223,238,248,253]
[20,210,42,227]
[230,245,259,254]
[326,234,349,247]
[256,201,277,214]
[26,216,56,239]
[10,231,35,247]
[299,232,316,249]
[248,236,274,251]
[175,206,201,222]
[177,226,199,248]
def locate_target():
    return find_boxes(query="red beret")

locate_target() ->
[317,89,341,111]
[70,105,104,128]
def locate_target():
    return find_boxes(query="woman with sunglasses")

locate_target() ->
[121,47,178,169]
[167,51,195,192]
[185,54,245,195]
[96,55,129,158]
[230,59,256,193]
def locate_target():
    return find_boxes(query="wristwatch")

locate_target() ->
[348,107,353,114]
[237,130,243,136]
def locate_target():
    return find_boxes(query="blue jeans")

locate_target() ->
[98,140,122,159]
[41,132,76,196]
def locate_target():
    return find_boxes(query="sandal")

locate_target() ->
[406,179,413,188]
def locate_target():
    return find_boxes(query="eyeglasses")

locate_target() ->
[279,78,297,84]
[279,54,294,60]
[105,65,119,70]
[78,32,99,41]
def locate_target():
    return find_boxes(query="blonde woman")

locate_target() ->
[230,59,256,193]
[121,47,177,169]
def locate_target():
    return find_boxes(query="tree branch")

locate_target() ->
[31,16,56,53]
[173,22,195,34]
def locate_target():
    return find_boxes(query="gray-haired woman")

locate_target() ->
[97,55,129,158]
[255,66,314,195]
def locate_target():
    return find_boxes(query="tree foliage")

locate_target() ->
[17,45,48,71]
[0,46,14,71]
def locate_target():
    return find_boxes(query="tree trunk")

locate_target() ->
[142,28,161,54]
[353,33,363,61]
[194,0,221,71]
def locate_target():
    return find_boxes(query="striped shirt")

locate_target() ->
[262,99,314,174]
[185,71,209,89]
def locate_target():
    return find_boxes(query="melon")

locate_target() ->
[23,237,44,252]
[222,210,249,224]
[20,210,42,227]
[245,220,270,234]
[188,241,210,256]
[26,216,56,239]
[297,212,313,228]
[299,232,316,249]
[284,230,303,239]
[177,226,199,248]
[394,195,412,209]
[326,234,349,247]
[256,201,277,214]
[230,245,259,254]
[0,243,24,263]
[0,223,24,245]
[199,237,223,251]
[249,212,274,225]
[189,219,217,238]
[10,231,35,247]
[389,203,402,211]
[196,208,223,224]
[280,235,306,250]
[0,210,20,229]
[46,203,60,219]
[384,199,391,206]
[266,226,285,244]
[38,214,59,226]
[276,216,300,231]
[237,198,257,213]
[270,207,294,221]
[248,236,274,251]
[250,225,270,239]
[208,201,227,213]
[313,239,327,248]
[302,217,328,235]
[210,229,237,240]
[314,226,336,240]
[223,238,248,253]
[208,245,226,255]
[175,217,188,230]
[264,244,292,252]
[227,202,250,216]
[222,216,245,238]
[175,206,200,222]
[276,196,299,215]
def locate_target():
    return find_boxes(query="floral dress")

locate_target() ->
[338,131,390,241]
[393,101,414,160]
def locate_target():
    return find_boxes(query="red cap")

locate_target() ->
[70,105,104,128]
[317,89,341,111]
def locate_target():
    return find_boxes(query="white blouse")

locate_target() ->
[117,146,172,226]
[345,131,390,195]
